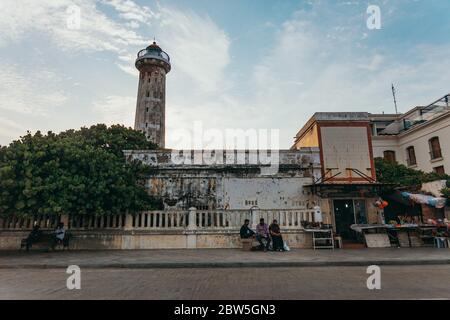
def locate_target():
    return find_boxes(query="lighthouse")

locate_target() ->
[134,41,171,148]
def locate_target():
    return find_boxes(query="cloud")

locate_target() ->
[156,6,231,94]
[0,117,26,146]
[0,0,231,90]
[2,0,448,151]
[0,64,67,115]
[0,0,231,87]
[101,0,156,24]
[245,2,450,147]
[92,95,135,127]
[0,0,147,53]
[0,0,232,146]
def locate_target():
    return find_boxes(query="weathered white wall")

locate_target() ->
[421,180,447,197]
[372,136,400,159]
[128,149,321,210]
[0,230,313,250]
[219,177,311,210]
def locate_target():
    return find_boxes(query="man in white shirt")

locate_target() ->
[53,222,66,249]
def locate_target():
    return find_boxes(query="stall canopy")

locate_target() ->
[400,192,447,209]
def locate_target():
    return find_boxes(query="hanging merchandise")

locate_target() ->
[374,199,389,209]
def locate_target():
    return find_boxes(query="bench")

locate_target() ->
[21,231,71,251]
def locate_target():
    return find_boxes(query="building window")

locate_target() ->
[429,137,442,160]
[406,146,417,166]
[383,150,396,163]
[433,166,445,175]
[146,91,150,97]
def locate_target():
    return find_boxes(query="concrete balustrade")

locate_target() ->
[0,209,316,231]
[0,209,316,250]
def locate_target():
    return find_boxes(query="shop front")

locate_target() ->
[306,182,385,242]
[333,199,368,240]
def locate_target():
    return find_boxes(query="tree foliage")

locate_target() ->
[375,157,450,197]
[442,180,450,199]
[0,124,160,218]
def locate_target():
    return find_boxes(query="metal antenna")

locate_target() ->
[391,83,399,114]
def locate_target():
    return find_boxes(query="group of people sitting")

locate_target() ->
[24,222,67,250]
[240,218,286,251]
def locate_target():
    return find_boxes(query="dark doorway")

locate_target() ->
[333,200,356,240]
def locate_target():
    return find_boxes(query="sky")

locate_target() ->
[1,0,450,149]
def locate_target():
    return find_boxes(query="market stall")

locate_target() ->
[350,224,391,248]
[350,221,449,248]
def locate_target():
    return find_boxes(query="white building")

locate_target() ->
[371,93,450,175]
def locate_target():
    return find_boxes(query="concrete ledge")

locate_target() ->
[0,230,313,250]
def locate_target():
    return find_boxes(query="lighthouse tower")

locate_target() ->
[134,41,171,148]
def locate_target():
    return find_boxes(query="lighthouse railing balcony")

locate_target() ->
[137,48,170,63]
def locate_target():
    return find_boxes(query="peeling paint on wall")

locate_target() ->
[127,149,321,211]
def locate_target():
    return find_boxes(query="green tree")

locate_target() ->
[0,125,161,218]
[375,157,450,194]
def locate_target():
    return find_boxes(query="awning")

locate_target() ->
[400,192,447,209]
[305,182,387,198]
[383,191,413,206]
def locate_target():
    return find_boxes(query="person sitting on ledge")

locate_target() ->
[25,225,42,250]
[269,219,285,251]
[240,219,255,239]
[52,222,66,249]
[256,218,270,252]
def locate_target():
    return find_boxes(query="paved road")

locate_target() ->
[1,248,449,268]
[1,266,449,299]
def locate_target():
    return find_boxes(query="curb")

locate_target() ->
[1,259,450,269]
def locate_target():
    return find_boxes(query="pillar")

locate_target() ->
[186,207,197,249]
[124,213,134,230]
[251,207,260,230]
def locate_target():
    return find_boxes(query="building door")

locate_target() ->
[333,200,356,240]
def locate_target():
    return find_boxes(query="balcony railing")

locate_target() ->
[137,48,170,63]
[0,209,316,231]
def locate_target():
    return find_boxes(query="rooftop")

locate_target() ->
[310,112,369,121]
[377,93,450,135]
[294,112,370,141]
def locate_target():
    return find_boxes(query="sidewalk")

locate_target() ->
[0,248,449,269]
